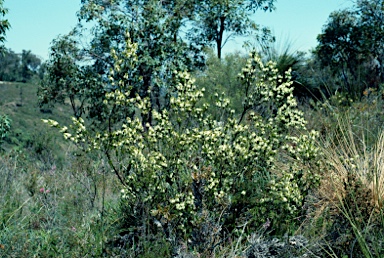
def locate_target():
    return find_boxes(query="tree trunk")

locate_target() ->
[216,16,226,59]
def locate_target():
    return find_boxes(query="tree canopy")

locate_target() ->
[189,0,276,59]
[39,0,276,129]
[314,0,384,97]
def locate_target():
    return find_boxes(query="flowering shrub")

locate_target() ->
[44,37,320,250]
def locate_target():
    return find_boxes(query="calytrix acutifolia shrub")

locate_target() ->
[44,37,320,248]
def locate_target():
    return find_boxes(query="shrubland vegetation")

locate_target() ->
[1,0,384,257]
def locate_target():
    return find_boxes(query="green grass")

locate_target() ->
[0,82,74,167]
[0,148,123,257]
[0,82,72,138]
[0,82,121,257]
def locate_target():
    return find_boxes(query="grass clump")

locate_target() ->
[309,116,384,257]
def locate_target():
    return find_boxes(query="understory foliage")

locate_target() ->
[0,114,11,148]
[45,36,320,254]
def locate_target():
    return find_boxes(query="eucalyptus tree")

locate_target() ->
[0,49,41,82]
[41,0,277,128]
[357,0,384,84]
[189,0,276,59]
[315,10,365,96]
[0,49,20,81]
[20,50,41,82]
[314,0,384,97]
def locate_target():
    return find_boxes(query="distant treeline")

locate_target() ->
[0,49,43,82]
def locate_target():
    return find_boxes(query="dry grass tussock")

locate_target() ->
[319,120,384,213]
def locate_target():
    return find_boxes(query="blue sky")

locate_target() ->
[3,0,81,60]
[236,0,354,53]
[3,0,353,61]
